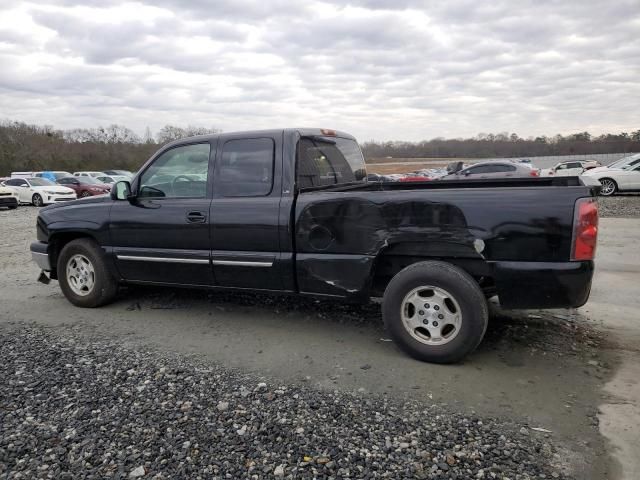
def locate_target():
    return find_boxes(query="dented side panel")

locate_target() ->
[294,186,587,297]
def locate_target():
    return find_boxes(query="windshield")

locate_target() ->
[621,158,640,170]
[608,154,640,169]
[28,178,55,186]
[297,136,367,188]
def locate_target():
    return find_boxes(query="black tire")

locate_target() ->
[32,193,43,207]
[8,205,17,210]
[57,238,118,307]
[382,261,488,364]
[80,191,91,198]
[598,178,617,196]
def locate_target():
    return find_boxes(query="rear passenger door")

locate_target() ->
[209,134,288,291]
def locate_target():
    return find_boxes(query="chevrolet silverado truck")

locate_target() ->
[30,128,600,363]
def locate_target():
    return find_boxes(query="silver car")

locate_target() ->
[440,161,539,180]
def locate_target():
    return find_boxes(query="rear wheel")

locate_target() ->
[57,238,118,307]
[32,194,43,207]
[599,178,617,196]
[80,191,91,198]
[382,261,488,364]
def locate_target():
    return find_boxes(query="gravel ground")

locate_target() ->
[596,195,640,218]
[0,325,568,480]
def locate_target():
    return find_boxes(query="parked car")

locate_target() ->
[440,161,539,180]
[543,161,585,177]
[0,184,18,209]
[582,162,640,196]
[34,171,73,181]
[4,177,76,206]
[103,170,133,177]
[30,128,599,364]
[73,171,106,178]
[57,177,112,197]
[95,175,131,185]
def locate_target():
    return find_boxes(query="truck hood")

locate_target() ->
[41,194,112,212]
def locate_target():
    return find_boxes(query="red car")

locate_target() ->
[57,176,111,198]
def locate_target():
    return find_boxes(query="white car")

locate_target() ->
[3,177,77,206]
[73,171,105,178]
[542,161,585,177]
[583,163,640,196]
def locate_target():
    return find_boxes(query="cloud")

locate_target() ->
[0,0,637,141]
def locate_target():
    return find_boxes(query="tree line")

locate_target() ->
[0,121,220,176]
[361,130,640,160]
[1,119,638,176]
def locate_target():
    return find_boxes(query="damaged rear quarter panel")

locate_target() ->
[294,187,580,298]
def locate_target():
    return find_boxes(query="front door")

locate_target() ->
[209,134,289,291]
[110,141,214,286]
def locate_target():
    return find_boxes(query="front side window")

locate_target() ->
[217,138,274,197]
[297,136,366,188]
[139,143,210,198]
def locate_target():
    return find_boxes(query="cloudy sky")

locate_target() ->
[0,0,638,141]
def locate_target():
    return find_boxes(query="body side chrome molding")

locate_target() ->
[116,255,273,267]
[211,259,273,267]
[116,255,209,265]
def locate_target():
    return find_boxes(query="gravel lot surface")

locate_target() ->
[1,324,567,480]
[597,194,640,218]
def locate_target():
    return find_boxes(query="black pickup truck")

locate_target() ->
[31,128,600,363]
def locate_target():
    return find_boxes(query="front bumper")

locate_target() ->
[43,194,76,204]
[0,196,18,207]
[30,241,51,271]
[494,260,594,309]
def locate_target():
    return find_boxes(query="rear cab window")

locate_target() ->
[297,136,366,188]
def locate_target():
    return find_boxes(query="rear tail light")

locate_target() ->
[530,169,540,177]
[571,198,598,261]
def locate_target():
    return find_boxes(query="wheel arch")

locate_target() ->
[48,231,98,279]
[368,241,494,298]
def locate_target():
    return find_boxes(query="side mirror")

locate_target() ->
[111,181,133,201]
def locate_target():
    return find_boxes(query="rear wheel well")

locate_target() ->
[369,253,495,298]
[49,233,95,279]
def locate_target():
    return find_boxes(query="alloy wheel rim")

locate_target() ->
[400,285,462,346]
[600,179,615,195]
[66,254,95,296]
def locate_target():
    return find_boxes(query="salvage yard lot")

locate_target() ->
[1,201,639,479]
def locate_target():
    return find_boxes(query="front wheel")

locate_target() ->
[80,191,91,198]
[32,194,43,207]
[382,261,488,364]
[57,238,118,307]
[599,178,617,196]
